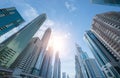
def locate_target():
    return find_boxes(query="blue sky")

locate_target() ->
[0,0,120,78]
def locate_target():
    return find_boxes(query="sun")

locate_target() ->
[53,36,64,51]
[48,35,65,52]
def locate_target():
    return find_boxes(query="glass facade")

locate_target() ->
[53,52,61,78]
[32,28,51,75]
[10,37,41,74]
[40,47,53,78]
[75,55,84,78]
[75,44,89,78]
[91,0,120,6]
[85,59,105,78]
[0,7,24,36]
[0,13,46,67]
[84,30,120,78]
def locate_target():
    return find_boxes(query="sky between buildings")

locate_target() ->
[0,0,120,78]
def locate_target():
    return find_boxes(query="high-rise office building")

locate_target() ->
[10,37,42,74]
[75,55,83,78]
[40,47,53,78]
[84,58,105,78]
[62,72,66,78]
[75,44,89,78]
[46,47,54,78]
[91,0,120,6]
[67,75,70,78]
[0,7,24,36]
[0,13,46,67]
[75,44,105,78]
[84,30,120,78]
[32,28,51,75]
[89,11,120,76]
[53,52,61,78]
[92,12,120,60]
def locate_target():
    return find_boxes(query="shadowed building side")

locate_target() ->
[91,0,120,6]
[0,13,46,68]
[10,37,42,74]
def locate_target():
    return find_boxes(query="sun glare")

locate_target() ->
[49,35,65,53]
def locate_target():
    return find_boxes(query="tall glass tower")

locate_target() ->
[53,52,61,78]
[84,58,105,78]
[32,28,51,75]
[75,55,84,78]
[75,44,89,78]
[91,0,120,6]
[75,44,105,78]
[10,37,42,74]
[0,13,46,67]
[0,7,24,36]
[40,47,53,78]
[84,30,120,78]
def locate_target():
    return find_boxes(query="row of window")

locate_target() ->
[0,9,10,16]
[96,15,120,30]
[0,48,16,66]
[6,7,15,11]
[94,17,120,44]
[0,19,21,31]
[93,22,120,56]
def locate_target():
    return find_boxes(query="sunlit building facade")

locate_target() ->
[32,28,51,75]
[84,30,120,78]
[0,7,24,36]
[91,0,120,6]
[40,47,53,78]
[0,13,46,67]
[53,52,61,78]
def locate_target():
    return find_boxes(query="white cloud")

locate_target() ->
[12,0,39,21]
[64,32,71,39]
[23,4,39,21]
[65,1,77,12]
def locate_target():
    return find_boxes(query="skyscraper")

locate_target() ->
[75,44,89,78]
[32,28,51,75]
[67,75,70,78]
[75,44,105,78]
[40,47,53,78]
[91,12,120,60]
[84,58,105,78]
[10,37,42,74]
[75,55,83,78]
[53,52,61,78]
[84,30,120,78]
[0,13,46,67]
[62,72,66,78]
[87,11,120,77]
[91,0,120,6]
[46,47,54,78]
[0,7,24,36]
